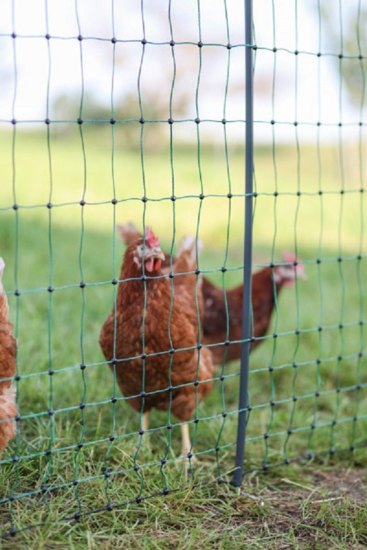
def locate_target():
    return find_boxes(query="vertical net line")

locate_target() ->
[351,0,365,450]
[215,0,232,480]
[249,18,258,350]
[42,0,55,501]
[102,0,118,511]
[160,0,176,487]
[189,0,205,473]
[133,0,147,502]
[263,0,279,469]
[245,16,258,448]
[73,0,88,516]
[308,0,324,457]
[331,0,346,453]
[283,0,302,463]
[8,0,21,535]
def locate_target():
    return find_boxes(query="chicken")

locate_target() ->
[0,258,17,454]
[117,223,306,365]
[99,228,213,459]
[202,253,306,364]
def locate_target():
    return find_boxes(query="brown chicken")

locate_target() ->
[117,224,306,365]
[202,252,306,364]
[0,258,17,454]
[99,228,213,458]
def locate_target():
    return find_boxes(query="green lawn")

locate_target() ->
[0,129,366,546]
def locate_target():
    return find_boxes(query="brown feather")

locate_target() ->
[202,268,285,364]
[0,262,17,454]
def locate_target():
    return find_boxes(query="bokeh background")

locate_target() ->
[0,0,366,533]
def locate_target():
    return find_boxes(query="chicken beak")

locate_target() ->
[296,267,307,281]
[157,249,165,261]
[143,247,164,258]
[148,248,165,261]
[144,248,165,272]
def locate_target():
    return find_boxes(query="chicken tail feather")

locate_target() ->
[174,236,202,274]
[116,223,142,246]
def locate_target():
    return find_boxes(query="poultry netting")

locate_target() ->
[0,0,366,539]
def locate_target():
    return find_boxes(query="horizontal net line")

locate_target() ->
[256,412,366,439]
[1,375,366,447]
[1,118,366,126]
[0,372,236,424]
[0,188,365,212]
[0,33,365,60]
[1,118,247,124]
[0,485,187,540]
[2,255,366,296]
[0,326,365,385]
[243,441,367,475]
[0,440,236,505]
[0,33,250,48]
[250,349,365,375]
[1,471,236,540]
[0,409,240,466]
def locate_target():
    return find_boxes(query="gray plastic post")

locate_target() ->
[231,0,253,488]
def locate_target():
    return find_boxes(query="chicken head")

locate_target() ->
[133,227,165,274]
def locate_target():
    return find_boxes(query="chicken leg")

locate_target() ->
[142,411,149,432]
[181,423,191,456]
[182,422,198,462]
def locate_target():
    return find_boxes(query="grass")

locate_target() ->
[0,128,366,546]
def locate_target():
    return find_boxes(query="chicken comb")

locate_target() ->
[281,251,297,263]
[144,226,160,248]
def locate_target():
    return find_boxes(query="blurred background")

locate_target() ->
[0,0,366,520]
[0,0,365,248]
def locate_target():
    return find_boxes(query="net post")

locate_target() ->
[231,0,254,488]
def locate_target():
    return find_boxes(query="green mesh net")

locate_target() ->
[0,0,366,539]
